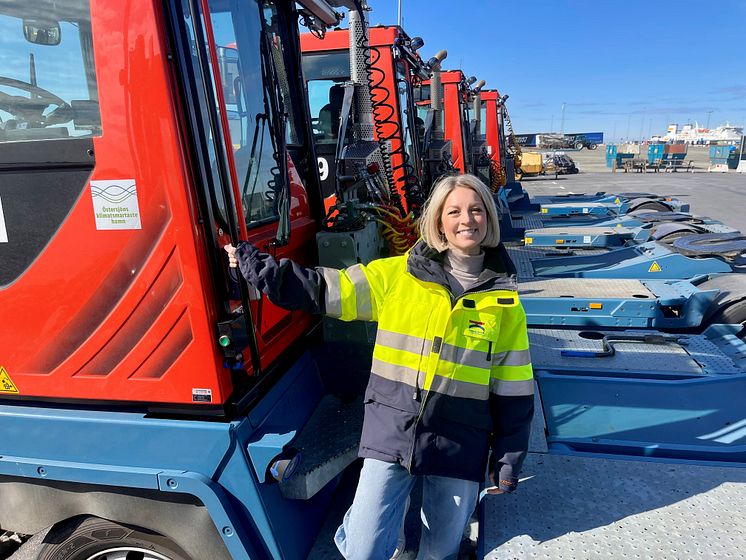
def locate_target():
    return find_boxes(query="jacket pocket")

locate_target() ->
[360,389,417,459]
[432,393,493,432]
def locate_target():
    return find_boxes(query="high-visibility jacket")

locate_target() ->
[235,240,534,491]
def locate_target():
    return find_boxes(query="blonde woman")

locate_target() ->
[226,174,533,560]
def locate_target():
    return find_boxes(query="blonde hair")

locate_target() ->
[419,174,501,251]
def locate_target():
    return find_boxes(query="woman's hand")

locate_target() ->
[485,473,505,495]
[224,244,238,268]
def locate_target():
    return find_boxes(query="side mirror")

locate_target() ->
[23,19,61,46]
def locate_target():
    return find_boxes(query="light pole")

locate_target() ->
[560,102,566,135]
[550,114,554,132]
[706,110,713,130]
[639,107,646,141]
[626,114,632,142]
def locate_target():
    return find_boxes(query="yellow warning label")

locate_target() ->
[648,261,662,273]
[615,223,622,228]
[541,208,548,214]
[0,366,19,394]
[525,237,533,245]
[614,197,621,204]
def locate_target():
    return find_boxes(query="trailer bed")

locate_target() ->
[481,451,746,559]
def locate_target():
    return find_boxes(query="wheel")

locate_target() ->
[573,141,583,150]
[36,516,190,560]
[704,298,746,341]
[631,201,669,212]
[588,143,598,150]
[698,276,746,340]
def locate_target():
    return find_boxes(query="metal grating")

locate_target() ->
[510,213,543,230]
[527,226,633,236]
[483,453,746,559]
[507,246,608,280]
[528,328,702,374]
[279,394,363,500]
[519,278,652,299]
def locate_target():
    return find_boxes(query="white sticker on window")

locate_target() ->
[0,195,8,243]
[90,180,142,230]
[583,235,591,244]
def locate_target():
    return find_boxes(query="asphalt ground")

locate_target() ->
[521,145,746,233]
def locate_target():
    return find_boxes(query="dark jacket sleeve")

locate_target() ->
[234,242,325,314]
[488,394,534,493]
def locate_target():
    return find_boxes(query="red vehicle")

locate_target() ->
[0,0,330,409]
[301,24,433,216]
[417,69,491,182]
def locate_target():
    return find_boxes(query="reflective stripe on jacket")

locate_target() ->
[235,240,534,490]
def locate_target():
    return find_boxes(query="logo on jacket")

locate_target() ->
[467,320,486,336]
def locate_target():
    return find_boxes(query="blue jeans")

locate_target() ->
[334,458,479,560]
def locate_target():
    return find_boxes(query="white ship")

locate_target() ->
[651,122,743,144]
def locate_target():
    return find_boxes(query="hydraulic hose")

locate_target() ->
[366,46,425,215]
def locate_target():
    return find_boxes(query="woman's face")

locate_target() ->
[439,186,487,256]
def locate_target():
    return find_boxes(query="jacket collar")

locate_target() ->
[406,239,518,293]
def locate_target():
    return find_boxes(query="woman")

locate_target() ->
[225,174,533,560]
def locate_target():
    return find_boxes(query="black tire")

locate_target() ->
[588,143,598,150]
[698,276,746,340]
[36,516,191,560]
[631,201,669,212]
[705,300,746,340]
[573,141,583,150]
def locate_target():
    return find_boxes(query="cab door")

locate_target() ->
[202,0,319,371]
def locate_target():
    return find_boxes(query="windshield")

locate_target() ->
[0,0,101,143]
[302,51,350,145]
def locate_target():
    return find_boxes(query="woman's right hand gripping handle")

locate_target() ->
[224,243,239,268]
[223,242,325,315]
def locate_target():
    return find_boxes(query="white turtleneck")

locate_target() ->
[443,249,485,296]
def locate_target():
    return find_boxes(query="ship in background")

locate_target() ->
[651,122,743,145]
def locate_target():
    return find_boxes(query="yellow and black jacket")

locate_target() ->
[235,240,534,491]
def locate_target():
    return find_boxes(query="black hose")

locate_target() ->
[366,45,426,214]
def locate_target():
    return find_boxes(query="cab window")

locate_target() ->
[0,0,101,143]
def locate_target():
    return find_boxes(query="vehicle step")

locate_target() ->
[280,394,363,500]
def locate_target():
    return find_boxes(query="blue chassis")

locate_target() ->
[0,352,333,560]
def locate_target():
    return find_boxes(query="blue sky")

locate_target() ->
[367,0,746,141]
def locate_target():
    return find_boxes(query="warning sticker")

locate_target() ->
[192,388,213,403]
[0,367,19,394]
[583,235,591,244]
[0,195,8,243]
[524,237,533,245]
[648,261,662,273]
[614,197,621,204]
[582,207,589,214]
[90,180,142,230]
[540,208,548,214]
